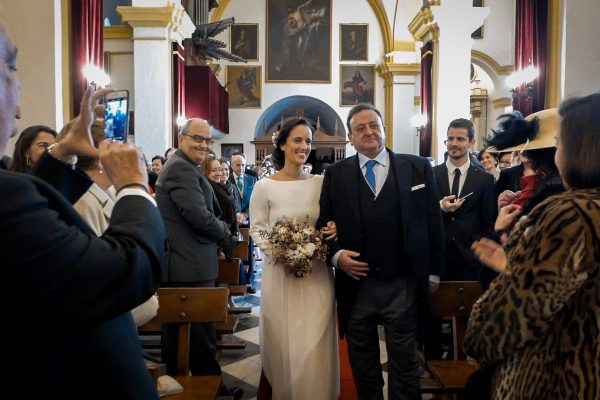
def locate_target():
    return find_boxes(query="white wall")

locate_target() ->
[1,0,63,155]
[562,0,600,98]
[104,39,135,111]
[212,0,385,163]
[471,0,515,67]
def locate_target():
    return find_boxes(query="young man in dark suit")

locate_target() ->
[427,118,496,359]
[318,103,444,399]
[1,21,166,398]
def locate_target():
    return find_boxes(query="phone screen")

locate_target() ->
[104,92,129,142]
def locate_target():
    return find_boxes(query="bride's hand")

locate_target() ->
[322,221,337,240]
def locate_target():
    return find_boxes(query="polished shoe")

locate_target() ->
[246,286,256,294]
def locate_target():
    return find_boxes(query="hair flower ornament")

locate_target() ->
[271,131,280,148]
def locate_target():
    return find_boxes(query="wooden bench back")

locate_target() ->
[155,287,228,375]
[429,281,482,360]
[233,228,250,261]
[217,257,242,285]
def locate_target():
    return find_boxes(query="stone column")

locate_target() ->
[377,63,420,154]
[118,0,194,159]
[410,0,489,162]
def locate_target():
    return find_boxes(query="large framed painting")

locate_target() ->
[230,23,259,61]
[266,0,331,83]
[221,143,244,160]
[226,66,262,109]
[340,24,368,61]
[340,65,375,106]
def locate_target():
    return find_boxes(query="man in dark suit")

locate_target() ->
[0,23,165,398]
[229,151,258,292]
[155,118,239,398]
[318,103,444,399]
[428,118,496,360]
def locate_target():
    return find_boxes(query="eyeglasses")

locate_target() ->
[182,133,214,145]
[498,160,512,166]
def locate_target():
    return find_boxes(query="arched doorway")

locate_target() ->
[251,95,348,174]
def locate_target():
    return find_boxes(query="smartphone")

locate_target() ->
[459,192,474,201]
[104,90,129,142]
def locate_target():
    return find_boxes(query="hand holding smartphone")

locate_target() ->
[104,90,129,142]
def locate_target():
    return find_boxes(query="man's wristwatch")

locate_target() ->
[47,143,78,167]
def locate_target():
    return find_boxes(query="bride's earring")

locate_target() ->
[26,156,31,167]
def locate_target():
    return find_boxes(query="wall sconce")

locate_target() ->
[506,64,538,100]
[410,113,428,136]
[83,63,110,88]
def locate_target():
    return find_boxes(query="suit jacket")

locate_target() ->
[229,173,257,215]
[433,163,496,272]
[1,153,165,399]
[156,150,230,283]
[318,150,445,337]
[495,163,524,198]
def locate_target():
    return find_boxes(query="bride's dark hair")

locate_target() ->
[271,118,314,170]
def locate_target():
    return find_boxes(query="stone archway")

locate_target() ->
[251,95,348,173]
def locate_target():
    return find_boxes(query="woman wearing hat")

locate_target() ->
[491,109,562,210]
[465,92,600,399]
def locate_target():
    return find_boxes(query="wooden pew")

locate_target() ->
[153,287,229,400]
[426,281,482,399]
[216,257,248,350]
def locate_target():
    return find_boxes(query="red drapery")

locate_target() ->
[184,65,229,134]
[71,0,104,116]
[172,43,187,148]
[420,41,433,157]
[514,0,548,115]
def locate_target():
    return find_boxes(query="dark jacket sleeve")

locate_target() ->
[317,168,343,264]
[423,159,445,277]
[31,152,92,204]
[1,174,165,335]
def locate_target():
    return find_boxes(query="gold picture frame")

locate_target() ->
[266,0,332,83]
[340,24,368,61]
[226,65,262,109]
[229,23,259,61]
[340,64,375,106]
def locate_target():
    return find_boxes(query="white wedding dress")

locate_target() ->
[249,175,339,400]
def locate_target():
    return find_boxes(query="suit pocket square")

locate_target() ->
[411,184,426,191]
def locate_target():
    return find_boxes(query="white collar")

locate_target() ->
[445,158,470,175]
[358,148,388,169]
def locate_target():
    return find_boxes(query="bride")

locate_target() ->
[249,118,339,399]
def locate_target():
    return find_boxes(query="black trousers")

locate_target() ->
[161,280,221,376]
[346,274,420,400]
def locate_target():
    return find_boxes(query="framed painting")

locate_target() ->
[266,0,331,83]
[340,24,368,61]
[230,23,259,61]
[221,143,244,160]
[226,66,262,109]
[340,65,375,106]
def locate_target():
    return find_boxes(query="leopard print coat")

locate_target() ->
[464,188,600,400]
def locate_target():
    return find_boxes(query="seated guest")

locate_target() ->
[10,125,57,173]
[467,92,600,400]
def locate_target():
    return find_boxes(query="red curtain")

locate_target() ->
[420,41,433,157]
[172,43,187,148]
[71,0,104,116]
[184,65,229,134]
[514,0,548,115]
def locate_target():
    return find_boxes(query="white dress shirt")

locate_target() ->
[444,158,471,198]
[357,149,389,197]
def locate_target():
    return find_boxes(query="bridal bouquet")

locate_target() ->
[259,216,327,278]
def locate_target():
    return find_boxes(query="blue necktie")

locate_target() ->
[237,176,243,191]
[365,160,377,193]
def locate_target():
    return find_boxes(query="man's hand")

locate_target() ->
[428,281,439,293]
[52,86,114,160]
[495,204,522,231]
[322,221,337,241]
[99,141,148,191]
[337,250,369,280]
[471,238,508,274]
[498,190,520,210]
[440,195,464,212]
